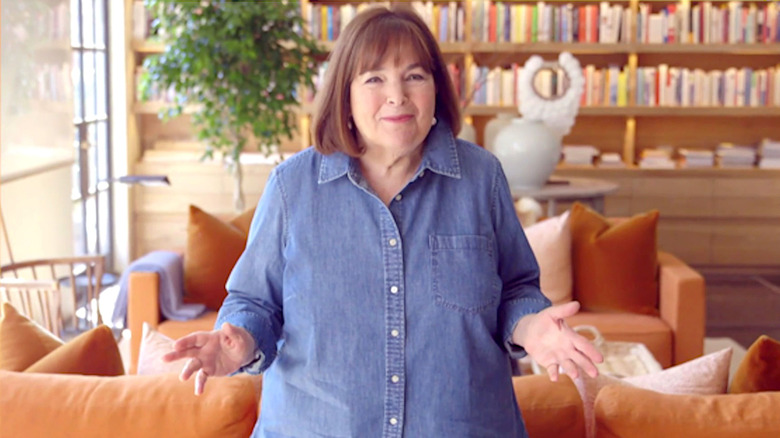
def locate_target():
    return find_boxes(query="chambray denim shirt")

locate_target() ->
[217,120,551,438]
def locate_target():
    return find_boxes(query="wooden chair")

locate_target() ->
[0,255,106,333]
[0,278,62,337]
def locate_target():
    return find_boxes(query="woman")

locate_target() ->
[164,6,602,437]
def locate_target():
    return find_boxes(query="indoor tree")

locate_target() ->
[140,0,322,210]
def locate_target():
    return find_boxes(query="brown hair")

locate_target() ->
[312,5,461,156]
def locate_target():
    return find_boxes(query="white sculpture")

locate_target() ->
[493,52,584,190]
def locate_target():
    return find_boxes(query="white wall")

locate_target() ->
[1,0,75,263]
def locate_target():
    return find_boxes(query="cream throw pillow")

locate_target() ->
[137,323,188,375]
[574,347,733,438]
[524,211,572,305]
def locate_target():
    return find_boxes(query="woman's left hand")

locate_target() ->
[512,301,603,381]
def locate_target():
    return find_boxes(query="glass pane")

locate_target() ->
[70,0,81,46]
[72,51,83,118]
[83,51,96,119]
[94,0,106,49]
[81,0,95,48]
[85,195,97,254]
[96,121,109,182]
[97,189,111,256]
[73,200,86,254]
[87,122,97,192]
[95,51,107,117]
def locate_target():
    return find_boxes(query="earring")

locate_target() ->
[431,116,437,126]
[347,118,353,130]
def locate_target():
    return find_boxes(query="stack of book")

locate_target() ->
[679,149,715,168]
[562,145,599,167]
[716,143,757,168]
[597,152,626,168]
[639,148,676,169]
[759,139,780,169]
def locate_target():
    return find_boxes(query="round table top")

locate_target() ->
[511,176,619,200]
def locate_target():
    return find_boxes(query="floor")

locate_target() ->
[702,270,780,349]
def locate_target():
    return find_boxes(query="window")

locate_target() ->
[71,0,112,270]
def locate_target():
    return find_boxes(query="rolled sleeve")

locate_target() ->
[500,294,552,359]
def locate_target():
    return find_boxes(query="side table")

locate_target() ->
[511,176,619,218]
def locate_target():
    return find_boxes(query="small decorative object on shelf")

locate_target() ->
[493,52,585,190]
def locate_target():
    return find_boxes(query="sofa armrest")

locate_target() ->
[128,271,162,375]
[657,251,706,365]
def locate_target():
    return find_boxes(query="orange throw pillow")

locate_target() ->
[569,203,659,315]
[594,384,780,438]
[730,335,780,394]
[0,303,63,371]
[0,371,259,438]
[184,205,251,310]
[25,325,125,376]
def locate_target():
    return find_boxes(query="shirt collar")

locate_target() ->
[317,118,462,184]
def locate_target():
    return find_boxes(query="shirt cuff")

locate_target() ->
[238,349,266,374]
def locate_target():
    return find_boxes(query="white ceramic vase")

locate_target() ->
[483,112,515,152]
[457,120,477,143]
[492,117,563,190]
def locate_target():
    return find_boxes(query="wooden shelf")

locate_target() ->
[311,41,780,56]
[465,106,780,117]
[471,42,632,54]
[633,43,780,55]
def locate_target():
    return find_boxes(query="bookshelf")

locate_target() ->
[126,0,780,267]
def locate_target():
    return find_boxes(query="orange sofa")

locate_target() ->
[3,369,779,438]
[126,249,704,374]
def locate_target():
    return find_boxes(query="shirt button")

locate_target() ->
[389,238,397,247]
[390,286,398,294]
[391,375,400,383]
[394,194,402,202]
[391,329,399,337]
[389,418,398,426]
[419,171,425,178]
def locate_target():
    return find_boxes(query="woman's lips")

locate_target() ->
[383,115,414,123]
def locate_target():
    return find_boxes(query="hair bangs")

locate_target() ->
[351,18,435,78]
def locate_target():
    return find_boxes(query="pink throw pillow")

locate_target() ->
[573,347,733,438]
[136,323,188,376]
[524,211,572,305]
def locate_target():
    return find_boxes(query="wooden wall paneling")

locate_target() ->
[632,197,715,217]
[712,198,780,219]
[657,219,712,265]
[710,220,780,266]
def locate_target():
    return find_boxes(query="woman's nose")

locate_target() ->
[385,82,407,105]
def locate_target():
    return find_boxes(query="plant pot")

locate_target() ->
[493,118,562,190]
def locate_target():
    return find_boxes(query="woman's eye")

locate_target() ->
[365,76,381,84]
[407,73,425,81]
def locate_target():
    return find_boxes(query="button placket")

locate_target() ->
[380,213,405,437]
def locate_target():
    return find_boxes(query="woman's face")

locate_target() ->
[349,51,436,159]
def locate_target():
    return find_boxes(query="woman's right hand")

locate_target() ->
[162,322,256,395]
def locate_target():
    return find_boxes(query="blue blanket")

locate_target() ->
[112,251,207,327]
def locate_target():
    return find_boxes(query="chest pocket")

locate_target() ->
[429,235,501,313]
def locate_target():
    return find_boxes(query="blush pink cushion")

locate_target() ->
[573,347,733,438]
[137,323,188,376]
[524,211,572,305]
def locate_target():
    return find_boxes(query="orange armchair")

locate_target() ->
[564,251,705,368]
[127,261,218,375]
